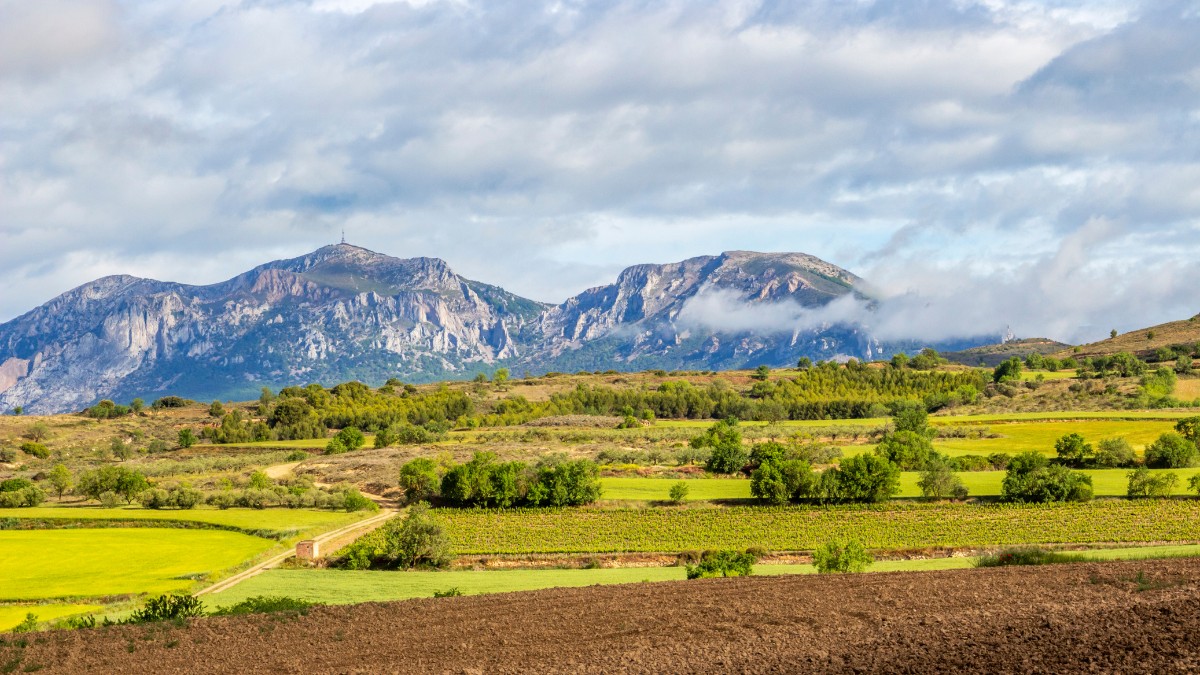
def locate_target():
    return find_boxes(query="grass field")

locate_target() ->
[1018,370,1077,381]
[208,543,1200,608]
[930,419,1180,456]
[0,604,104,631]
[432,501,1200,554]
[0,506,368,539]
[0,529,274,601]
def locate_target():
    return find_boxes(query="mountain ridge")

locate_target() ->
[0,244,967,413]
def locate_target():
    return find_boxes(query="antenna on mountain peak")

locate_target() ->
[340,228,346,245]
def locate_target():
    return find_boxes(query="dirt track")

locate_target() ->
[8,558,1200,673]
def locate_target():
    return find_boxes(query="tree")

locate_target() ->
[1126,468,1179,498]
[992,357,1022,383]
[751,365,770,381]
[248,470,272,490]
[1174,417,1200,446]
[1144,432,1199,469]
[1111,329,1118,339]
[177,428,197,449]
[693,418,747,474]
[130,398,145,414]
[668,481,689,504]
[917,461,968,500]
[1054,433,1093,466]
[208,400,226,418]
[890,353,910,369]
[24,422,49,442]
[493,368,510,389]
[891,403,929,434]
[327,427,365,454]
[750,461,790,504]
[796,357,812,369]
[76,466,149,503]
[830,454,900,503]
[47,463,73,500]
[874,430,936,471]
[1001,452,1093,503]
[1092,438,1137,468]
[812,540,874,574]
[20,442,49,459]
[685,550,757,579]
[399,458,441,503]
[386,502,451,568]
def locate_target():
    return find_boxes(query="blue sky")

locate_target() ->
[1,0,1198,342]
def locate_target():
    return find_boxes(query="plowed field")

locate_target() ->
[7,558,1200,674]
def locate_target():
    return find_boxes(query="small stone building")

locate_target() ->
[296,539,319,560]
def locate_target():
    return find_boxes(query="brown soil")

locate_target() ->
[8,558,1200,673]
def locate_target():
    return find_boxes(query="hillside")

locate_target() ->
[0,245,961,414]
[1055,316,1200,360]
[944,338,1072,367]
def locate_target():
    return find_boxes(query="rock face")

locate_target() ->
[0,245,932,413]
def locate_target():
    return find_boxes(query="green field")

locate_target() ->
[0,506,368,539]
[208,543,1200,608]
[0,604,104,631]
[432,501,1200,554]
[1018,370,1077,381]
[600,477,752,501]
[931,419,1180,456]
[0,529,274,601]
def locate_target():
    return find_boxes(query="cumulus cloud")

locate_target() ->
[0,0,1197,346]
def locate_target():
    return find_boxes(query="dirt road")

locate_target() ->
[10,557,1200,673]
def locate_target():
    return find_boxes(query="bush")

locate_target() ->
[433,587,463,598]
[917,462,968,500]
[874,430,936,470]
[128,594,205,624]
[0,485,45,508]
[99,491,122,508]
[812,540,874,574]
[398,458,441,504]
[1001,452,1093,503]
[210,596,315,616]
[693,419,747,474]
[19,442,49,459]
[975,546,1075,567]
[1054,433,1092,466]
[668,481,689,504]
[341,487,378,512]
[1144,432,1199,468]
[76,466,149,503]
[337,502,450,570]
[1126,468,1179,498]
[1092,438,1138,468]
[685,549,757,579]
[827,454,900,503]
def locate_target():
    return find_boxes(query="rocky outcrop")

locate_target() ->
[0,245,933,413]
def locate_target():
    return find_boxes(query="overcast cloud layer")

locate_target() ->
[2,0,1198,343]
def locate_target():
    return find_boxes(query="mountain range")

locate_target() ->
[0,244,985,413]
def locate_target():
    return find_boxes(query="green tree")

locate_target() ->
[1126,468,1179,498]
[24,422,49,442]
[694,418,747,474]
[493,368,510,389]
[668,481,689,504]
[399,458,441,504]
[130,398,145,414]
[751,365,770,381]
[812,540,874,573]
[685,550,757,579]
[992,356,1023,383]
[1144,432,1199,469]
[208,400,226,418]
[1053,433,1093,466]
[1092,438,1137,468]
[829,454,900,503]
[796,357,812,369]
[1111,329,1118,339]
[177,428,197,449]
[1174,417,1200,445]
[47,463,73,500]
[1001,452,1093,503]
[386,503,451,568]
[917,461,968,500]
[874,430,936,471]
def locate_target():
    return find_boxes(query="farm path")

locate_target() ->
[263,461,301,479]
[196,507,397,597]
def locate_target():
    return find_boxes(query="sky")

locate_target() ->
[1,0,1198,343]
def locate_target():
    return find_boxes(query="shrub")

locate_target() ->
[210,596,315,616]
[338,502,450,570]
[128,594,204,624]
[1092,438,1138,468]
[1054,433,1092,466]
[0,478,33,492]
[917,462,968,500]
[874,430,936,470]
[331,427,365,452]
[685,549,757,579]
[668,481,689,504]
[1126,468,1179,498]
[433,587,463,598]
[1144,432,1199,468]
[152,396,188,409]
[12,612,38,633]
[975,546,1074,567]
[693,419,747,474]
[0,485,45,508]
[827,454,900,503]
[398,458,441,504]
[285,450,310,462]
[812,539,874,574]
[341,487,378,512]
[0,447,15,463]
[19,442,49,459]
[99,491,122,508]
[1001,451,1093,503]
